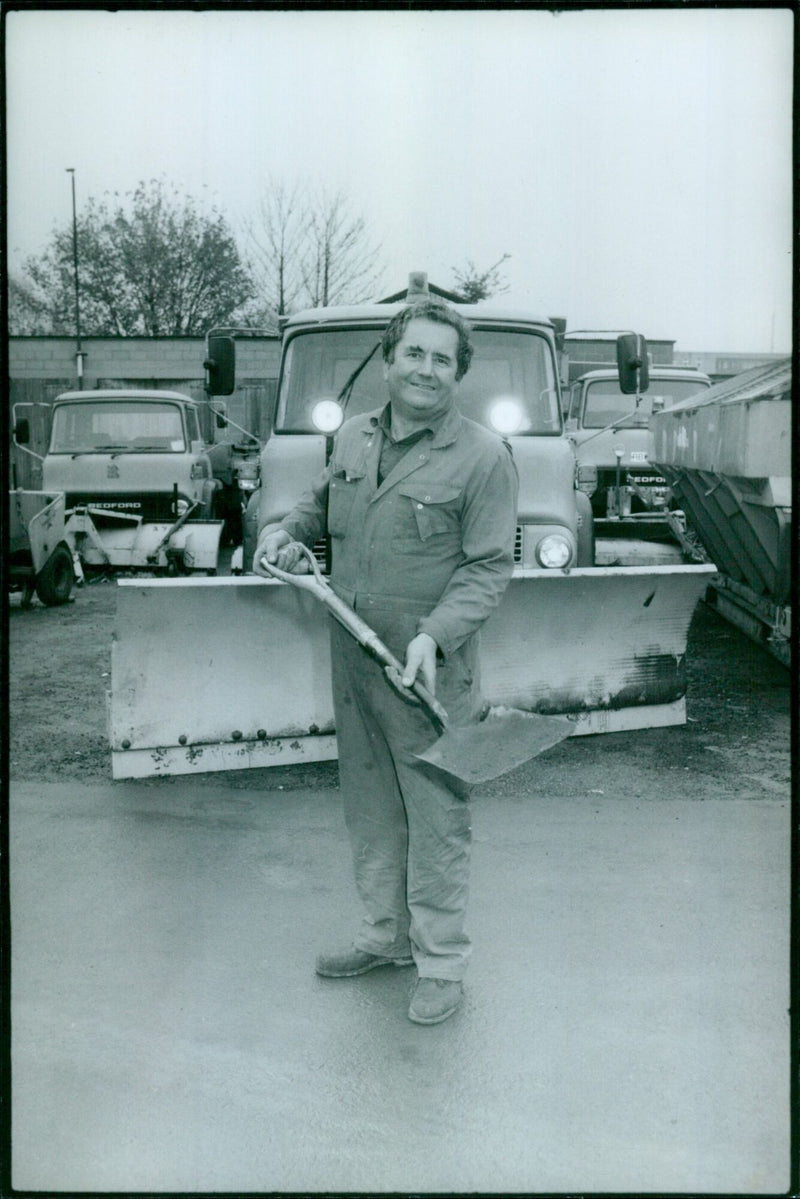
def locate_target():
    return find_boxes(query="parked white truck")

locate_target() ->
[565,366,712,548]
[13,389,250,574]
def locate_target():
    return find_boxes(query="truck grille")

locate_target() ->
[596,470,666,487]
[66,492,179,521]
[626,471,667,486]
[316,531,525,569]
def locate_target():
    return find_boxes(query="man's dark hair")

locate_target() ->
[382,300,474,381]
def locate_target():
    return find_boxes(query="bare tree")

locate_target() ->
[451,254,511,303]
[300,188,384,308]
[241,181,384,321]
[14,179,254,336]
[241,178,307,324]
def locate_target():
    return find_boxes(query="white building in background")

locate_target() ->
[673,350,788,380]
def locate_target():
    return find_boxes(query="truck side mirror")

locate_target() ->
[14,418,30,445]
[204,335,236,396]
[616,333,650,394]
[549,316,567,355]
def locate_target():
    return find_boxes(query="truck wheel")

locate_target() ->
[213,487,243,547]
[223,506,243,548]
[575,490,596,567]
[242,490,261,574]
[35,545,74,606]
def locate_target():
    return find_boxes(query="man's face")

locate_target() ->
[383,318,460,423]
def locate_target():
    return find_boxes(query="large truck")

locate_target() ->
[564,366,712,558]
[650,358,791,667]
[12,389,259,574]
[108,276,715,778]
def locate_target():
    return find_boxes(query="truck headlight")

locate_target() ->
[488,397,525,435]
[311,400,344,433]
[238,479,258,491]
[535,533,571,568]
[176,499,190,516]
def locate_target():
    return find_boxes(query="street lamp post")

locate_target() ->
[66,168,85,387]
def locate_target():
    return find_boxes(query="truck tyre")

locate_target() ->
[35,544,74,606]
[213,485,243,547]
[242,490,261,574]
[575,490,596,567]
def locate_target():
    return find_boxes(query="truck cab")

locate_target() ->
[41,390,220,523]
[565,367,711,524]
[242,297,595,571]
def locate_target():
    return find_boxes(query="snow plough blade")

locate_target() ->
[109,564,715,779]
[66,511,224,573]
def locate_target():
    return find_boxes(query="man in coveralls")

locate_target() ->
[254,300,518,1024]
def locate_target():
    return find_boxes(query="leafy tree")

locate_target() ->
[8,273,53,334]
[14,179,254,336]
[451,254,511,303]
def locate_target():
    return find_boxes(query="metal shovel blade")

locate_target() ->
[414,706,574,785]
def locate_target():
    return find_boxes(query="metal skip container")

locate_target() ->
[650,359,791,662]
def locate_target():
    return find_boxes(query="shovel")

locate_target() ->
[260,543,573,785]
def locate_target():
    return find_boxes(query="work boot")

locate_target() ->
[315,947,414,978]
[408,978,463,1025]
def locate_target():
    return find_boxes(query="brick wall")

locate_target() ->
[9,335,280,384]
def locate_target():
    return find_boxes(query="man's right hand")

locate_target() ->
[252,530,309,576]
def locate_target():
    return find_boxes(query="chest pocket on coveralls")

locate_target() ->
[396,481,462,544]
[328,467,365,539]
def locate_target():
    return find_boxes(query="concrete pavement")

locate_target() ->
[11,779,790,1193]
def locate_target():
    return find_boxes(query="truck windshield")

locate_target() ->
[277,326,561,434]
[582,378,709,428]
[50,401,187,453]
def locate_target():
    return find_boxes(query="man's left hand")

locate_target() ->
[402,633,438,695]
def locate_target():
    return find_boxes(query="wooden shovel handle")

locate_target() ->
[261,543,450,730]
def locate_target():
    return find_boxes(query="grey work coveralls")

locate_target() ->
[268,401,518,980]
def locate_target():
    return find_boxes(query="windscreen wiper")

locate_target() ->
[576,406,644,445]
[335,341,382,416]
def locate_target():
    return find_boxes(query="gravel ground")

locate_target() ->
[8,574,791,802]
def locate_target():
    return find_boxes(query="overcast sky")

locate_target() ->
[5,5,793,352]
